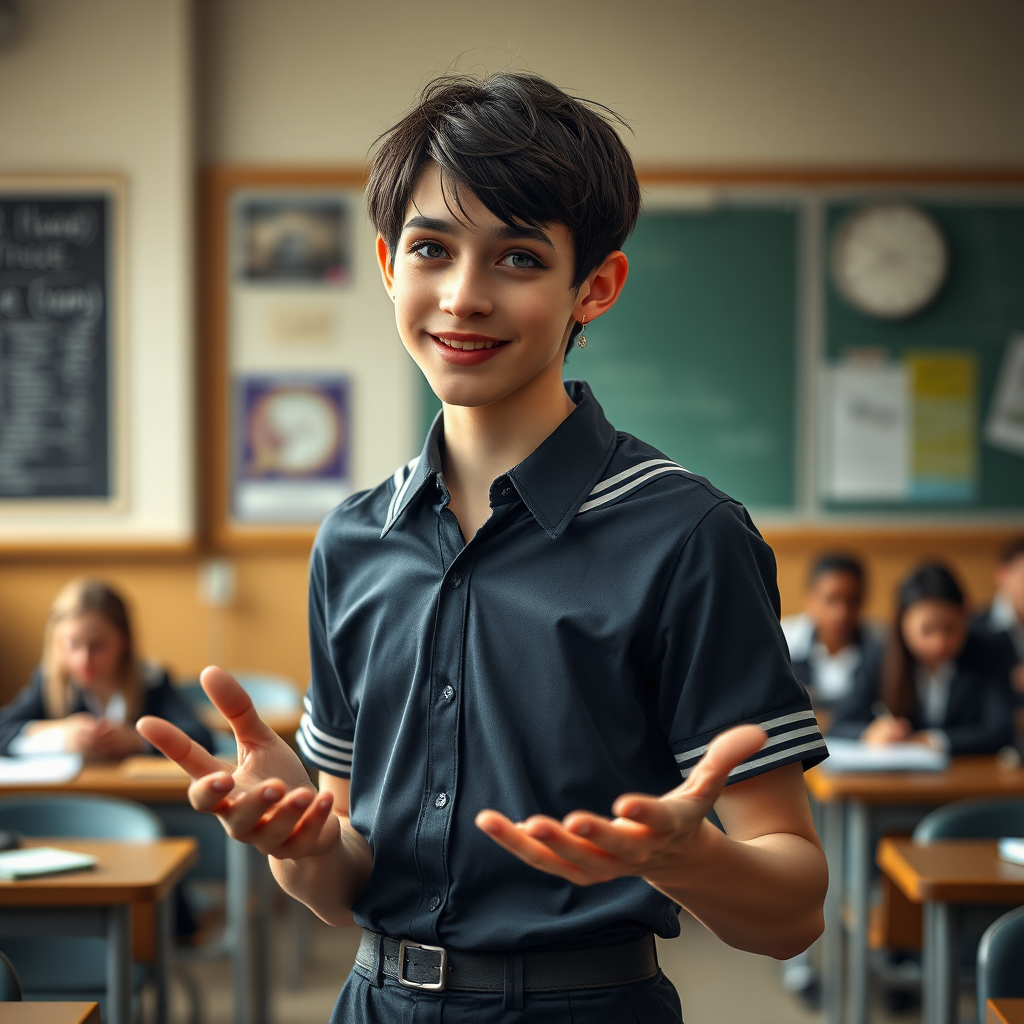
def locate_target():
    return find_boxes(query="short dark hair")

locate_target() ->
[808,552,864,587]
[366,71,641,311]
[999,536,1024,564]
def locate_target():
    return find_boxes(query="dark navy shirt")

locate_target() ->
[297,380,826,953]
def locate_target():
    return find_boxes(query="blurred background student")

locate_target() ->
[0,578,214,758]
[974,536,1024,702]
[782,553,883,721]
[830,563,1014,754]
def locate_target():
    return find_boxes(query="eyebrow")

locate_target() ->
[402,215,555,250]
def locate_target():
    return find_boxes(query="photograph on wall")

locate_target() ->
[233,374,350,523]
[235,195,352,285]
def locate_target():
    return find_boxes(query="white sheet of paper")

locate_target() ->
[822,364,909,500]
[0,754,83,784]
[823,737,948,773]
[985,334,1024,456]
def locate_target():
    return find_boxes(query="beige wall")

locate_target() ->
[1,0,1022,705]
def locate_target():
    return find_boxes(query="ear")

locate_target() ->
[573,250,629,324]
[376,234,396,299]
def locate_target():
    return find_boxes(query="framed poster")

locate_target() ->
[202,168,379,550]
[0,176,127,517]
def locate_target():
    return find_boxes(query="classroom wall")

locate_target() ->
[1,0,1022,704]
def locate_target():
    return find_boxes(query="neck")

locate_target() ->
[80,676,118,703]
[441,364,575,539]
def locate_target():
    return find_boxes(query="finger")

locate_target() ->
[219,778,291,838]
[563,811,663,860]
[520,816,631,880]
[268,792,336,860]
[245,787,317,851]
[188,771,239,813]
[475,811,594,885]
[137,715,227,780]
[201,667,278,748]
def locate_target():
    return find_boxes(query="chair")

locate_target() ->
[0,949,23,1000]
[977,905,1024,1024]
[913,798,1024,843]
[0,795,161,1011]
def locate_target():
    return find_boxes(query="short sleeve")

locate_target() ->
[295,541,355,778]
[652,501,828,785]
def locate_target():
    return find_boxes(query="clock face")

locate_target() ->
[247,388,342,475]
[831,202,948,319]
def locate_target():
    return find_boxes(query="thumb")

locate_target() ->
[200,666,276,747]
[674,724,767,810]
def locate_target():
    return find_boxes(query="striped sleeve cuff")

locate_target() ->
[673,707,827,786]
[295,702,353,778]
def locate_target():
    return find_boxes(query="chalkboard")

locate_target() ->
[0,193,112,499]
[420,202,800,510]
[823,200,1024,513]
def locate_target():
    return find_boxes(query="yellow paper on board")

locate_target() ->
[907,352,977,501]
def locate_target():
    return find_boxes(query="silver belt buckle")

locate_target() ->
[397,939,448,992]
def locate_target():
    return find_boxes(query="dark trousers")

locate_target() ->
[330,968,684,1023]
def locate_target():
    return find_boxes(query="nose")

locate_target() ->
[439,263,493,320]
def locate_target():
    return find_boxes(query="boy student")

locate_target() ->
[782,553,883,715]
[139,72,828,1022]
[974,536,1024,698]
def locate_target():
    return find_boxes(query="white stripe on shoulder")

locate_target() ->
[385,456,420,527]
[578,464,689,515]
[588,458,680,497]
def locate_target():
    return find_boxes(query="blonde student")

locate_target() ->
[0,578,213,758]
[140,71,828,1023]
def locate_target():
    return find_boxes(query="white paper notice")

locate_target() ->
[985,334,1024,456]
[823,364,909,500]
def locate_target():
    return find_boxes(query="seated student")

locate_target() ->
[782,553,883,715]
[974,536,1024,699]
[830,563,1014,754]
[0,578,213,758]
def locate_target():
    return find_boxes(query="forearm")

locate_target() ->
[269,816,372,926]
[650,819,827,959]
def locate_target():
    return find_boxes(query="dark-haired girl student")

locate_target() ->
[830,564,1014,754]
[0,578,214,758]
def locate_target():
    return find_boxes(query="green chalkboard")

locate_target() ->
[419,204,800,511]
[824,201,1024,513]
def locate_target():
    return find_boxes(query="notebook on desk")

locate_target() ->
[823,737,949,773]
[0,846,97,880]
[0,754,83,784]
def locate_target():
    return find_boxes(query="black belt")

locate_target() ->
[353,928,659,995]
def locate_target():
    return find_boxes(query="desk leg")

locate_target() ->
[846,801,871,1024]
[254,851,272,1024]
[228,837,250,1024]
[923,902,960,1024]
[155,892,172,1024]
[821,799,846,1024]
[106,904,132,1024]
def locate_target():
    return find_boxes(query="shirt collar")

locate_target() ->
[381,380,617,540]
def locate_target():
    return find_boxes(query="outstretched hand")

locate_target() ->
[137,667,338,861]
[475,724,767,889]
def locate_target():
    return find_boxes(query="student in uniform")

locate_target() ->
[781,553,883,716]
[0,578,214,758]
[138,72,829,1023]
[973,536,1024,700]
[830,563,1013,754]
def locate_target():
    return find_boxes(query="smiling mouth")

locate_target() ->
[431,333,510,351]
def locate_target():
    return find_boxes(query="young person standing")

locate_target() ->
[974,537,1024,700]
[140,72,828,1022]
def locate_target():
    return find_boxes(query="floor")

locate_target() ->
[156,901,975,1024]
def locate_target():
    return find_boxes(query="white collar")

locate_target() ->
[990,591,1022,631]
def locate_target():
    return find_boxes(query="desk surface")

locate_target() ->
[0,1004,102,1024]
[0,760,194,803]
[806,756,1024,804]
[989,999,1024,1024]
[877,838,1024,904]
[0,837,197,906]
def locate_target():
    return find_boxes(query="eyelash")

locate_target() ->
[407,239,547,270]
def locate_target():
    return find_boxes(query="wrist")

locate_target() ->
[642,817,724,895]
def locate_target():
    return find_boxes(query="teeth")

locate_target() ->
[437,336,500,350]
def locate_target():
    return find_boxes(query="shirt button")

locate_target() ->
[435,792,448,809]
[450,573,462,589]
[428,896,441,911]
[442,684,455,702]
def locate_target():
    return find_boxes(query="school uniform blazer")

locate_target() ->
[787,624,884,713]
[828,630,1015,755]
[0,663,215,756]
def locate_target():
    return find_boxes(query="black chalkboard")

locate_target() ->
[0,194,111,498]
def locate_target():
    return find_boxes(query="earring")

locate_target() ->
[576,316,588,348]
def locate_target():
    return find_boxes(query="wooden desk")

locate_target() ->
[0,1004,102,1024]
[877,839,1024,1024]
[0,759,270,1024]
[805,758,1024,1024]
[0,838,196,1024]
[988,999,1024,1024]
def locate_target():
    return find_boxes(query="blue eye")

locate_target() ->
[503,252,540,270]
